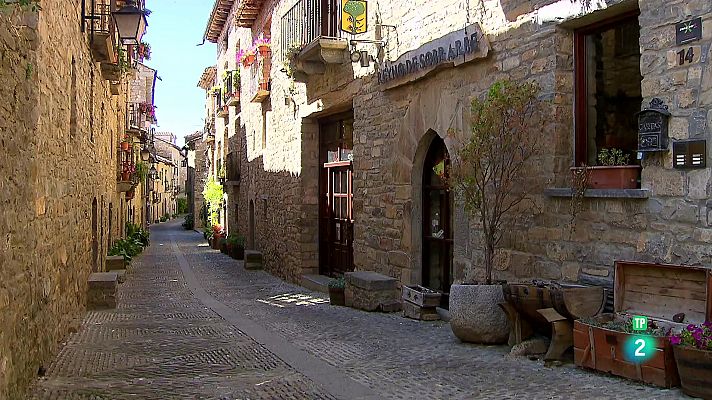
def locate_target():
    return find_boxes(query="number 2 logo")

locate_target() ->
[634,338,646,357]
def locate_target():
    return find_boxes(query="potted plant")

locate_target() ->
[570,148,640,189]
[219,236,228,254]
[226,234,246,260]
[328,277,346,306]
[448,80,544,344]
[137,41,151,60]
[203,226,213,242]
[255,37,271,57]
[670,322,712,398]
[120,138,131,151]
[243,47,256,67]
[211,225,224,250]
[125,188,135,200]
[259,79,270,91]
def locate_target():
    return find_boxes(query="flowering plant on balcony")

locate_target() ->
[241,47,256,67]
[137,41,151,60]
[120,160,136,181]
[255,37,271,57]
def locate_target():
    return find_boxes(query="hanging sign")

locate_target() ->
[341,0,367,35]
[378,23,489,88]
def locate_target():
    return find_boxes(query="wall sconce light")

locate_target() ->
[360,50,370,67]
[113,0,148,45]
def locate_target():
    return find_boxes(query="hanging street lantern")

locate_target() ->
[112,0,148,45]
[140,146,151,161]
[149,164,158,180]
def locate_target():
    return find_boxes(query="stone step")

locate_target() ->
[105,255,125,271]
[244,250,263,270]
[87,272,118,310]
[300,274,333,294]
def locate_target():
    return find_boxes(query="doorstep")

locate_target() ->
[300,274,334,294]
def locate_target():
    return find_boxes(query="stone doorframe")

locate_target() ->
[392,90,470,287]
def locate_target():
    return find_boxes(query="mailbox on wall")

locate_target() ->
[637,98,670,152]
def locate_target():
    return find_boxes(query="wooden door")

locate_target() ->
[422,137,453,293]
[92,198,99,272]
[319,113,354,276]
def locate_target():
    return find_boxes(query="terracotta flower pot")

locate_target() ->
[120,141,130,151]
[673,345,712,399]
[259,81,269,91]
[121,172,131,181]
[245,54,255,66]
[258,45,270,57]
[570,166,640,189]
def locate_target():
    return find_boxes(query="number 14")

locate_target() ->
[678,47,695,66]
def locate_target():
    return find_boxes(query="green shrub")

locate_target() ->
[176,197,188,214]
[226,234,246,248]
[203,226,213,240]
[182,214,194,230]
[328,277,345,289]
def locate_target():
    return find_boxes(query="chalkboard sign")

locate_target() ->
[637,98,670,152]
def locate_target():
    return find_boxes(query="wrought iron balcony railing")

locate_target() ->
[280,0,342,58]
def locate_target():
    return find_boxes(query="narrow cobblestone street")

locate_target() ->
[31,220,688,399]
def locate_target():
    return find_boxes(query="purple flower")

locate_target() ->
[693,330,703,341]
[670,336,682,345]
[704,321,712,329]
[687,324,697,332]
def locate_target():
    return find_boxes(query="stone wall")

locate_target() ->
[348,0,712,288]
[208,0,712,290]
[0,1,130,397]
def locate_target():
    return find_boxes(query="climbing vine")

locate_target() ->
[0,0,41,12]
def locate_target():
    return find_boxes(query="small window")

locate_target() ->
[574,12,642,167]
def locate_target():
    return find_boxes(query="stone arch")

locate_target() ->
[390,89,469,285]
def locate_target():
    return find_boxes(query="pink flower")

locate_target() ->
[670,336,682,345]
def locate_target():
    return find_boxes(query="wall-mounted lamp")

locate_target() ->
[113,0,148,45]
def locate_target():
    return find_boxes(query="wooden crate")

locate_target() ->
[402,285,441,307]
[402,300,440,321]
[574,261,712,388]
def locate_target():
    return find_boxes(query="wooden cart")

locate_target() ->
[573,261,712,388]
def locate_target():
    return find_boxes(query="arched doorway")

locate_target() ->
[248,200,255,250]
[422,136,453,292]
[91,198,98,272]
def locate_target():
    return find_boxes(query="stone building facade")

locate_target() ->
[0,0,157,397]
[195,66,217,230]
[202,0,712,293]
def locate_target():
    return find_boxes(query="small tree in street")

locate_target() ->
[451,80,545,284]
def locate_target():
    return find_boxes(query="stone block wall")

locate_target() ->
[0,1,129,397]
[207,0,712,292]
[348,0,712,290]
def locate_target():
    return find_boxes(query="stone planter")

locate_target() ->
[673,345,712,399]
[329,287,345,306]
[449,284,509,344]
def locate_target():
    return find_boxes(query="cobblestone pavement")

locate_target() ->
[31,220,688,399]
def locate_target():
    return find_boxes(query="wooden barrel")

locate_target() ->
[504,283,605,334]
[673,345,712,399]
[503,284,554,334]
